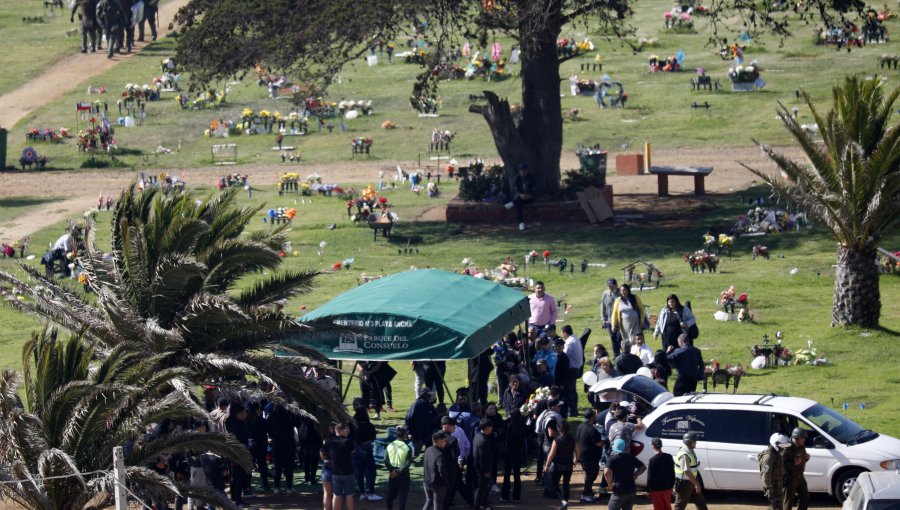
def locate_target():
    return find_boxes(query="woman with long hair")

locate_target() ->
[653,294,696,352]
[610,284,646,348]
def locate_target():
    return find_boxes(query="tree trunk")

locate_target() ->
[832,245,880,327]
[469,0,564,197]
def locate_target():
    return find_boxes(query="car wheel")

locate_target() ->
[834,468,864,503]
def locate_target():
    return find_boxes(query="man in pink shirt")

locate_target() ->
[529,281,558,329]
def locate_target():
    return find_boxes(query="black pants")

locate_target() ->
[230,465,249,503]
[138,7,157,40]
[424,485,446,510]
[361,378,384,411]
[474,470,491,509]
[251,445,270,489]
[387,470,410,510]
[581,460,600,497]
[673,377,698,397]
[549,465,573,501]
[443,468,473,509]
[513,197,533,224]
[301,447,319,483]
[501,456,523,501]
[272,450,295,490]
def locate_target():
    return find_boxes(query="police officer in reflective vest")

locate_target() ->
[782,428,810,510]
[760,433,790,510]
[385,426,413,510]
[673,432,708,510]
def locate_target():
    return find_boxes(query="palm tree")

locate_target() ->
[0,185,347,423]
[0,326,251,510]
[746,76,900,327]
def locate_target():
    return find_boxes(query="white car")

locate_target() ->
[589,375,900,502]
[842,471,900,510]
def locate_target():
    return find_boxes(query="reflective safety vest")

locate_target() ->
[674,446,699,480]
[387,440,412,472]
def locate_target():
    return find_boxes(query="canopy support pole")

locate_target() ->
[435,361,452,404]
[341,361,358,403]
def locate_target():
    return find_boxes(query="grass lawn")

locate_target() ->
[0,180,897,438]
[6,0,900,170]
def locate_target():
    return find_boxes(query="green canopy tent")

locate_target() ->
[283,269,530,399]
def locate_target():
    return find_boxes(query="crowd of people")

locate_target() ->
[138,278,812,510]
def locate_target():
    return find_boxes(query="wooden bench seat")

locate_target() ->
[648,165,714,197]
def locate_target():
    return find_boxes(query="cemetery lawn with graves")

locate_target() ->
[0,0,898,437]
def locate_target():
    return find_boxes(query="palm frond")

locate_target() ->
[236,269,322,308]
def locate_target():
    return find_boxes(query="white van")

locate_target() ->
[589,376,900,502]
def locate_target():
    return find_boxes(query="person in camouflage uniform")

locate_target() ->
[760,433,790,510]
[781,428,810,510]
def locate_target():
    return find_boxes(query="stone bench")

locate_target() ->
[648,166,713,197]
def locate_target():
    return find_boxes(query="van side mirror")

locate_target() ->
[813,436,834,449]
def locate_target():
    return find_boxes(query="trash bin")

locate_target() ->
[577,149,608,187]
[0,128,7,170]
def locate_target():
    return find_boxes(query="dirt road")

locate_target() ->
[0,0,189,129]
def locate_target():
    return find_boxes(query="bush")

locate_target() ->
[458,164,504,202]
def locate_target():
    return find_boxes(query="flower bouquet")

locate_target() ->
[752,244,770,260]
[718,234,734,256]
[520,386,551,415]
[19,147,49,169]
[684,250,718,273]
[26,128,66,143]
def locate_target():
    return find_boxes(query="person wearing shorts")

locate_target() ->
[326,423,356,510]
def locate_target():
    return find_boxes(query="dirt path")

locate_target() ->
[0,0,189,129]
[0,145,803,242]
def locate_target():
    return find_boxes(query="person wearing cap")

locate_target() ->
[673,432,707,510]
[604,437,646,510]
[600,278,622,356]
[760,433,790,510]
[781,428,810,510]
[528,281,558,331]
[405,387,438,455]
[611,284,646,350]
[423,432,449,510]
[504,162,536,231]
[534,334,558,375]
[576,409,604,503]
[473,419,496,510]
[647,438,675,510]
[385,426,413,510]
[535,399,564,489]
[608,407,643,455]
[441,416,474,509]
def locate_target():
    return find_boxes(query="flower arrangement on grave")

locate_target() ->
[287,112,308,133]
[728,63,760,83]
[520,386,551,414]
[703,233,716,250]
[752,244,770,259]
[649,54,682,72]
[122,83,145,102]
[576,79,597,94]
[718,234,734,250]
[684,250,718,272]
[76,116,115,154]
[381,120,396,129]
[26,128,68,143]
[18,147,49,169]
[567,108,580,121]
[556,37,593,58]
[794,342,827,365]
[351,137,373,148]
[731,207,808,234]
[411,96,440,114]
[694,5,710,15]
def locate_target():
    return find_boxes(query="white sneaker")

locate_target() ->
[504,201,515,209]
[361,493,369,500]
[491,484,501,493]
[519,222,526,231]
[367,493,383,501]
[580,495,597,503]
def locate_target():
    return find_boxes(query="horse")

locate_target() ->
[70,0,99,53]
[96,0,128,58]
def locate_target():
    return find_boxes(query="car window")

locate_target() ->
[647,409,709,440]
[705,410,768,445]
[802,403,874,445]
[867,501,900,510]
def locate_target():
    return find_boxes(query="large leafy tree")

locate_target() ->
[746,76,900,327]
[0,185,347,424]
[173,0,866,197]
[0,326,250,510]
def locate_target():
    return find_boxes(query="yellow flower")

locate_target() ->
[259,110,271,118]
[242,108,254,117]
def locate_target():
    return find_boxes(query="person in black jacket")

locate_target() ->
[666,334,705,396]
[246,401,271,492]
[647,438,675,510]
[224,403,250,505]
[576,409,605,503]
[553,339,571,397]
[473,419,495,510]
[424,432,449,510]
[352,407,381,500]
[299,416,323,485]
[615,340,644,375]
[405,388,438,455]
[267,401,299,493]
[500,408,527,502]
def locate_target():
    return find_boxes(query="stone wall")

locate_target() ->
[445,185,613,224]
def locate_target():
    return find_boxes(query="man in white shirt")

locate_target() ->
[561,324,584,415]
[529,281,558,329]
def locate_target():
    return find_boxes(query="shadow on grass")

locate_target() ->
[0,197,59,208]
